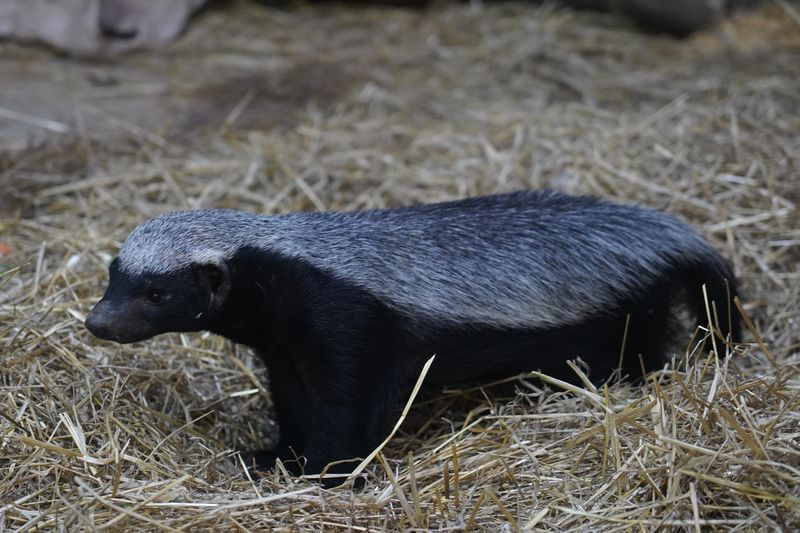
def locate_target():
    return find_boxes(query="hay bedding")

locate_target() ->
[1,1,799,530]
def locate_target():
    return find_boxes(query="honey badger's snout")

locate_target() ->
[85,296,159,344]
[85,299,137,343]
[84,302,115,340]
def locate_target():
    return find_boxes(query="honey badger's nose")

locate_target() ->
[85,303,115,340]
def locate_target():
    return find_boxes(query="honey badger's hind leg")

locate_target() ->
[612,260,742,381]
[577,275,709,383]
[609,279,676,382]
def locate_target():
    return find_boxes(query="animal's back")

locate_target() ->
[120,190,734,332]
[273,191,731,329]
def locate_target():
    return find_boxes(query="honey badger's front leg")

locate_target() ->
[262,358,407,485]
[250,274,414,487]
[246,358,311,472]
[254,356,379,486]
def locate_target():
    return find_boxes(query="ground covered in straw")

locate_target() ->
[1,1,799,530]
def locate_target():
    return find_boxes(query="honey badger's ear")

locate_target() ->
[198,261,231,307]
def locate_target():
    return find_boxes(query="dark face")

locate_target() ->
[85,258,230,344]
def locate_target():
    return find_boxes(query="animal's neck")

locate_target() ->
[206,247,299,354]
[203,256,260,348]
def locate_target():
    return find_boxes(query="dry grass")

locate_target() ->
[1,1,799,530]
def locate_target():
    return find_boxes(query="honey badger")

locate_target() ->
[85,190,740,486]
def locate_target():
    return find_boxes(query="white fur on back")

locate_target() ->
[117,191,722,329]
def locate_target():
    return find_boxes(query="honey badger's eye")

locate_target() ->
[147,289,163,304]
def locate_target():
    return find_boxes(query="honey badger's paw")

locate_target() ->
[0,0,207,56]
[240,449,280,470]
[239,449,361,488]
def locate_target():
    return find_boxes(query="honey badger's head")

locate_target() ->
[84,256,230,343]
[85,211,235,344]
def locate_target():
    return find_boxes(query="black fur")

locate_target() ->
[85,193,741,487]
